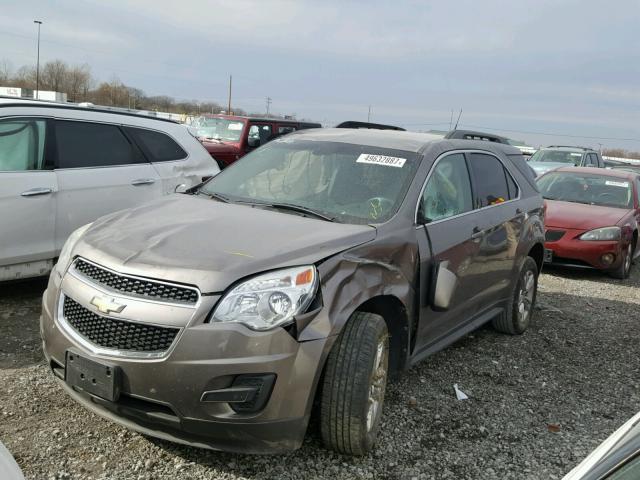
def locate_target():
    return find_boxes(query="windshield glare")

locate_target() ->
[537,172,633,209]
[199,139,420,224]
[530,150,582,164]
[194,117,245,141]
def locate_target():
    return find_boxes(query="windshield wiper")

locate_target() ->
[200,191,230,203]
[249,202,335,222]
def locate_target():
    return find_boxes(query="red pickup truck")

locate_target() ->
[192,114,321,168]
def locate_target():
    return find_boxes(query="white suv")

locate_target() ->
[0,98,219,281]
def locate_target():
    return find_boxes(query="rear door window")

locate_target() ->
[55,120,142,168]
[126,127,187,162]
[468,153,514,207]
[0,118,46,171]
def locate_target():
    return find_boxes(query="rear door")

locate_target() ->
[0,117,57,277]
[53,119,161,252]
[466,152,523,308]
[415,152,479,352]
[124,126,195,193]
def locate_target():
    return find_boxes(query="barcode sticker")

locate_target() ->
[605,180,629,187]
[356,154,406,168]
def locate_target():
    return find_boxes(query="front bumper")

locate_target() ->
[40,268,329,454]
[544,228,625,271]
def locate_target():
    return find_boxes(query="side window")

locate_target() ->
[591,153,600,166]
[126,127,187,162]
[278,126,296,135]
[468,153,512,207]
[55,120,141,168]
[606,453,640,479]
[0,118,46,171]
[419,153,473,223]
[248,124,272,145]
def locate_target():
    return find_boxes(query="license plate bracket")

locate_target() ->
[544,249,554,263]
[65,350,121,402]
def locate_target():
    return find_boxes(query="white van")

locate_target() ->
[0,98,219,281]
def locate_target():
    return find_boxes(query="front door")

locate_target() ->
[0,117,57,280]
[414,152,480,354]
[52,119,161,253]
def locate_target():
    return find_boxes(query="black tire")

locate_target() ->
[493,256,538,335]
[610,241,634,280]
[320,311,389,455]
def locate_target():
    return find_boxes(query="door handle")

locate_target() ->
[131,178,156,186]
[21,187,53,197]
[471,227,484,241]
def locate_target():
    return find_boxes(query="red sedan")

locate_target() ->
[536,167,640,278]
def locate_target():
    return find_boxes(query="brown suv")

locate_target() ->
[41,129,545,455]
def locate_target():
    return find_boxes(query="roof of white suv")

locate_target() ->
[0,96,179,126]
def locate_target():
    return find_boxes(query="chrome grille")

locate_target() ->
[545,230,565,242]
[62,296,179,353]
[74,259,199,305]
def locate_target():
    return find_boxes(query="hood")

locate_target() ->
[75,195,376,293]
[529,161,571,175]
[545,199,628,230]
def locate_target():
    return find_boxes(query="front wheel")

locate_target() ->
[610,242,634,279]
[320,311,389,455]
[493,256,538,335]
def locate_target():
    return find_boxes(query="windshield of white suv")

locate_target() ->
[194,117,245,141]
[199,138,420,224]
[529,149,582,165]
[537,171,633,209]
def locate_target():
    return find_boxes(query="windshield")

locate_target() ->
[194,117,245,141]
[199,139,420,224]
[530,149,582,165]
[537,172,633,209]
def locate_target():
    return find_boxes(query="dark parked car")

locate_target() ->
[529,145,604,176]
[537,167,639,278]
[41,129,545,455]
[192,114,321,168]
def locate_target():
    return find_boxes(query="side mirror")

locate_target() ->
[247,136,260,148]
[428,261,458,311]
[174,183,188,194]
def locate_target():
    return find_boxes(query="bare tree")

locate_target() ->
[40,59,68,92]
[65,63,92,102]
[0,59,12,85]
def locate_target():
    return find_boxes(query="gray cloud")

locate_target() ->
[1,0,639,148]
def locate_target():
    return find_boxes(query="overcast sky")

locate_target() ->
[1,0,639,148]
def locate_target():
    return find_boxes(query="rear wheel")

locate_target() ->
[610,242,634,279]
[493,256,538,335]
[320,311,388,455]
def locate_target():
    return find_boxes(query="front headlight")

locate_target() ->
[579,226,621,241]
[211,266,318,331]
[55,223,93,275]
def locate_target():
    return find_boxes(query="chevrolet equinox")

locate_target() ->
[41,128,545,455]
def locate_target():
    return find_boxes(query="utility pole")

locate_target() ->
[266,96,272,116]
[227,75,232,114]
[449,109,454,130]
[33,20,42,100]
[367,105,371,122]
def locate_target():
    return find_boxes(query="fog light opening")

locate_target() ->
[601,253,615,266]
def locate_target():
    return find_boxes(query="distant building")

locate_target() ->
[0,86,68,102]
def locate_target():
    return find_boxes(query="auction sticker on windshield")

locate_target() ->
[356,154,406,168]
[605,180,629,188]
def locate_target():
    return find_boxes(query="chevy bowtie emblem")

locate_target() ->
[90,296,126,315]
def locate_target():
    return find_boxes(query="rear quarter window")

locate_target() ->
[127,127,187,162]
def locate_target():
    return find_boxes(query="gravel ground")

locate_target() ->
[1,266,639,480]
